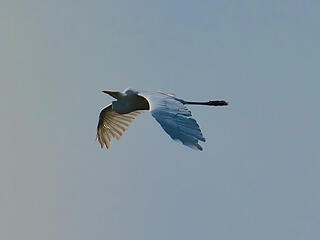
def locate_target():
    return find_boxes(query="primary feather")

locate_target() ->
[96,105,144,148]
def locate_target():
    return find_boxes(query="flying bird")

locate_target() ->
[96,88,228,151]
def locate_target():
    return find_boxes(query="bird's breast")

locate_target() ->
[112,101,132,114]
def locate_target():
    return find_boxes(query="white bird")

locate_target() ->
[97,88,228,151]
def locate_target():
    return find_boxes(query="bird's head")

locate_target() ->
[123,88,139,95]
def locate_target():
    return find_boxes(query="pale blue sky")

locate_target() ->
[1,1,319,239]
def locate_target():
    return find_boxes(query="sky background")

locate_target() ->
[1,0,319,239]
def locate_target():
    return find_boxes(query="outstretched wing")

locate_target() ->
[96,105,144,149]
[138,91,206,151]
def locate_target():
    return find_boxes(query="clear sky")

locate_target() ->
[1,0,319,239]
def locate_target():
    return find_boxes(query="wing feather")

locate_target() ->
[96,105,144,149]
[138,91,206,151]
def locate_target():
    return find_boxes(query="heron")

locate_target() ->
[96,88,228,151]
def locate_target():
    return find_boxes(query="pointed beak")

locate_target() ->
[102,90,119,99]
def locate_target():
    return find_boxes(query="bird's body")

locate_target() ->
[97,88,228,151]
[111,90,149,114]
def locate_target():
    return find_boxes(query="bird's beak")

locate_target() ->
[102,90,119,99]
